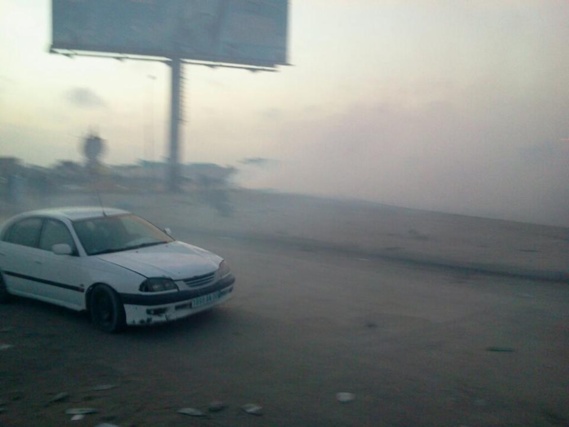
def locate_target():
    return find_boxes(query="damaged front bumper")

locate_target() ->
[121,274,235,326]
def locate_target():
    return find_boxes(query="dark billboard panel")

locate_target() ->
[52,0,288,67]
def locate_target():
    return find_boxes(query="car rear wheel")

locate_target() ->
[89,284,126,333]
[0,273,9,303]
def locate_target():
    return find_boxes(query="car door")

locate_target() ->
[34,219,90,310]
[0,216,44,298]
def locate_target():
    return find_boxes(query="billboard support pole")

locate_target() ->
[167,57,182,192]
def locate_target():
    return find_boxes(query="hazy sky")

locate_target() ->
[1,1,568,226]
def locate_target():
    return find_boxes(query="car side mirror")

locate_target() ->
[52,243,72,256]
[164,227,172,236]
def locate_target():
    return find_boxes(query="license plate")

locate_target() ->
[191,292,219,308]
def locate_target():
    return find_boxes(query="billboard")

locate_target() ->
[52,0,289,68]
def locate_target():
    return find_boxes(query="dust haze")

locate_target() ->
[237,71,569,228]
[1,1,568,226]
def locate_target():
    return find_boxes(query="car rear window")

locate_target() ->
[2,217,43,248]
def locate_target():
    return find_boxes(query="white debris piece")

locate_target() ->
[242,403,263,415]
[178,407,206,417]
[336,392,356,403]
[48,392,69,404]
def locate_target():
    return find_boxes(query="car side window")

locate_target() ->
[2,217,43,248]
[39,219,76,254]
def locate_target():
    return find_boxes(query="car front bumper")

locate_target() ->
[122,274,235,326]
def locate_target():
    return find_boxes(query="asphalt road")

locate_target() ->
[1,228,568,427]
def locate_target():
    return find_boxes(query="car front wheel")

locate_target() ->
[89,284,126,333]
[0,273,9,303]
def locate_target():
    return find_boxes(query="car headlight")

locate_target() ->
[217,260,231,279]
[139,278,178,292]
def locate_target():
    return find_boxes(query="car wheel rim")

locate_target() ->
[95,291,114,326]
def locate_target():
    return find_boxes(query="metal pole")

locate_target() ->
[168,57,182,191]
[146,75,156,163]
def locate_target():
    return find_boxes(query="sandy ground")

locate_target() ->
[0,190,568,426]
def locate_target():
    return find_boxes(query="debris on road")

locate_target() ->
[0,343,14,350]
[336,392,356,403]
[242,403,263,415]
[47,392,69,405]
[178,407,207,417]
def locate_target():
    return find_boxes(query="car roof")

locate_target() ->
[13,207,131,222]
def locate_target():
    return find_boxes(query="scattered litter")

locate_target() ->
[71,414,85,421]
[336,392,355,403]
[0,344,14,351]
[92,384,117,391]
[242,403,263,415]
[486,346,515,353]
[208,401,227,412]
[178,407,207,417]
[48,392,69,404]
[65,408,98,415]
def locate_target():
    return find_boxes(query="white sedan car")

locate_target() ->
[0,207,235,332]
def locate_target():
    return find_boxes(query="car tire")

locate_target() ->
[0,273,9,303]
[89,284,126,333]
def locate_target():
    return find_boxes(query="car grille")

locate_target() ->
[183,271,215,288]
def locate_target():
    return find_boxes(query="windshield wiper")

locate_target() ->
[90,247,125,256]
[124,241,166,251]
[91,241,167,255]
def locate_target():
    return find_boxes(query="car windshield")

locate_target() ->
[73,214,173,256]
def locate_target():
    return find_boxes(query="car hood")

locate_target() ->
[97,241,222,279]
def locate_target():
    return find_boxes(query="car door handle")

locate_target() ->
[34,260,42,265]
